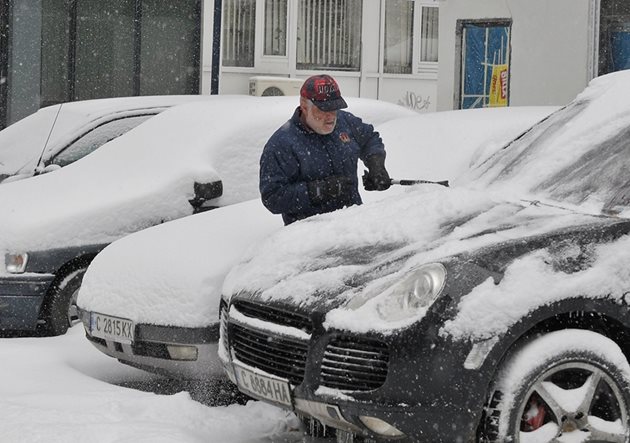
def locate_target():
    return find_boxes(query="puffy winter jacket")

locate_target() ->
[260,107,386,225]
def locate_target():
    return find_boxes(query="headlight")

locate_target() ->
[5,252,28,273]
[376,263,446,321]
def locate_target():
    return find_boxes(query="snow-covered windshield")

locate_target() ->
[467,70,630,215]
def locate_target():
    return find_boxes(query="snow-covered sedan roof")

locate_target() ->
[0,95,212,177]
[77,104,555,327]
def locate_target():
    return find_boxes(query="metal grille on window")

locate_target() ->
[223,0,256,67]
[296,0,362,71]
[420,6,439,63]
[264,0,287,56]
[384,0,414,74]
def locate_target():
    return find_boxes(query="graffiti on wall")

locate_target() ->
[397,91,432,111]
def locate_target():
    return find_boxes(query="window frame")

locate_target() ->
[48,113,158,168]
[378,0,438,79]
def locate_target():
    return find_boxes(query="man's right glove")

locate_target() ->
[307,175,354,205]
[363,155,391,191]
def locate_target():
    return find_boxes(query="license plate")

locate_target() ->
[234,363,292,407]
[90,312,134,344]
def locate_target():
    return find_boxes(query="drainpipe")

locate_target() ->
[211,0,221,94]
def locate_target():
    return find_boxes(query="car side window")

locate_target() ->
[49,114,154,167]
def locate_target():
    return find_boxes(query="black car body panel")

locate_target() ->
[0,243,106,331]
[222,216,630,441]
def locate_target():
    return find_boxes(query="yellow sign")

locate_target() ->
[489,64,509,107]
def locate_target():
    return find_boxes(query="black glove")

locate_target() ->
[363,155,391,191]
[307,175,354,205]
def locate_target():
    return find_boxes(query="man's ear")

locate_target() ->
[299,96,309,113]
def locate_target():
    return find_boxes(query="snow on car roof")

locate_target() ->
[0,95,212,176]
[0,96,415,259]
[77,104,554,328]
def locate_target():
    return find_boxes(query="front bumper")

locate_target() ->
[0,274,55,330]
[223,302,491,442]
[80,309,224,380]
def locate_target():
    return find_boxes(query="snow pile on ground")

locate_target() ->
[0,327,298,443]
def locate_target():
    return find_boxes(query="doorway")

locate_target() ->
[599,0,630,75]
[457,19,511,109]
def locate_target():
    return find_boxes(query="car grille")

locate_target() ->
[233,300,313,334]
[230,323,308,385]
[320,336,390,391]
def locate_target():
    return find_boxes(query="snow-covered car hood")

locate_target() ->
[0,96,414,259]
[77,199,283,327]
[75,105,555,328]
[0,95,212,179]
[223,186,612,314]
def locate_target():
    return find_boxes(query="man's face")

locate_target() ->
[302,100,337,135]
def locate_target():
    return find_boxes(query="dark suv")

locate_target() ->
[220,71,630,442]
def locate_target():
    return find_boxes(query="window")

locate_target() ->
[599,0,630,75]
[296,0,362,71]
[459,21,511,109]
[420,6,439,63]
[223,0,256,67]
[384,0,413,74]
[40,0,201,106]
[264,0,287,56]
[50,115,153,167]
[383,1,438,75]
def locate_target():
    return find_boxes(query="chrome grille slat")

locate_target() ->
[321,336,389,391]
[322,359,387,376]
[323,354,388,367]
[219,301,229,346]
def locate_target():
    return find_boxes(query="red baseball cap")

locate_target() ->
[300,74,348,111]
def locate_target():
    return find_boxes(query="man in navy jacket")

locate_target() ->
[259,74,391,225]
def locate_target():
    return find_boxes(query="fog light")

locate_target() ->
[358,416,404,437]
[5,253,28,273]
[166,345,198,361]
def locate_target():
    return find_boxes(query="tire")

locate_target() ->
[41,268,86,336]
[480,329,630,443]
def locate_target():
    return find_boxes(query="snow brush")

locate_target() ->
[362,170,449,188]
[391,178,449,187]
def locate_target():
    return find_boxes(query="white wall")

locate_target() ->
[437,0,595,110]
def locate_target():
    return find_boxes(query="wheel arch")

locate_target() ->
[474,296,630,439]
[486,297,630,378]
[39,252,98,316]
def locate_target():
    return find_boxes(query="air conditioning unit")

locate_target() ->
[249,76,303,97]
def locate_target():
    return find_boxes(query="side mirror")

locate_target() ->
[189,180,223,212]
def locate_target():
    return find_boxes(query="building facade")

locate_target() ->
[437,0,630,110]
[209,0,440,113]
[2,0,630,129]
